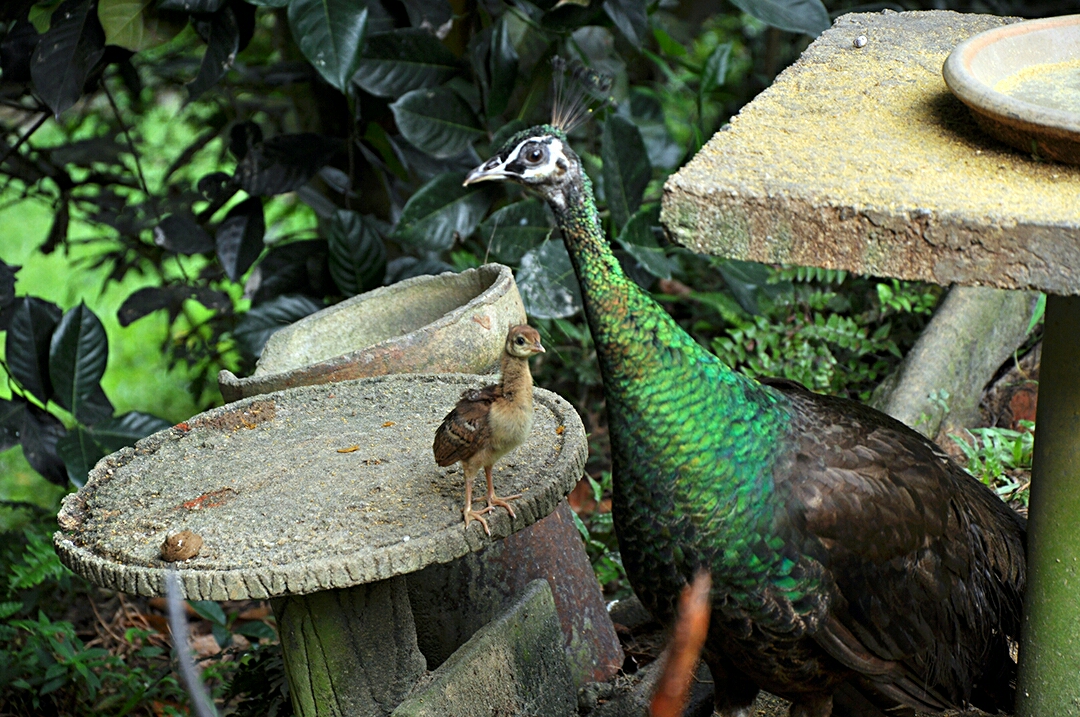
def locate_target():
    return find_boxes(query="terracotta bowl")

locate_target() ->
[943,14,1080,163]
[218,264,526,402]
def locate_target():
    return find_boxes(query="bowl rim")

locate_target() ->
[943,14,1080,138]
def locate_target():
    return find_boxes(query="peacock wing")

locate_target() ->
[432,384,500,466]
[762,378,1025,711]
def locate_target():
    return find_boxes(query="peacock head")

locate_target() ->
[463,126,583,212]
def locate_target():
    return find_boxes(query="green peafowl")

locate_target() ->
[463,118,1025,716]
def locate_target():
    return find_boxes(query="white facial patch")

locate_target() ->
[503,136,567,180]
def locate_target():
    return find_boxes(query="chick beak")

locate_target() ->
[464,157,510,186]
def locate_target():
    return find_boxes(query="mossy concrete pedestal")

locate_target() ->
[55,375,587,717]
[662,10,1080,714]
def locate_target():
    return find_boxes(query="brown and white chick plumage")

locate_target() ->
[433,324,545,534]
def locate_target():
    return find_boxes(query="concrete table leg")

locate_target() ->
[1016,294,1080,717]
[273,576,427,717]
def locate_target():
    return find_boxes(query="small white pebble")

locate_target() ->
[403,535,411,542]
[854,35,868,48]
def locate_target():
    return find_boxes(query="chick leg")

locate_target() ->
[462,468,491,535]
[480,465,522,519]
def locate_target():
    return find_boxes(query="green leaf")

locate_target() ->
[244,0,289,5]
[30,0,106,116]
[97,0,185,53]
[616,203,679,280]
[602,0,647,46]
[48,302,114,425]
[325,209,386,296]
[188,600,227,626]
[90,411,171,453]
[56,425,106,487]
[233,294,323,359]
[516,241,582,320]
[287,0,368,92]
[390,86,485,158]
[6,297,62,404]
[477,198,552,263]
[216,196,265,282]
[602,114,650,231]
[728,0,830,36]
[353,29,458,99]
[392,172,492,252]
[187,4,240,100]
[700,41,732,97]
[158,0,224,10]
[486,16,518,118]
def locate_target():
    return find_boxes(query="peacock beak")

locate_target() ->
[463,157,510,186]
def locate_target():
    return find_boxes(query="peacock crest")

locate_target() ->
[550,56,613,134]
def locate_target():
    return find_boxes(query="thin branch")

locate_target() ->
[102,79,156,220]
[0,112,49,169]
[166,570,220,717]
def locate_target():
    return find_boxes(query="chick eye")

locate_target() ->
[515,336,525,344]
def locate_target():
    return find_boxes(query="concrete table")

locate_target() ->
[662,10,1080,716]
[55,373,587,717]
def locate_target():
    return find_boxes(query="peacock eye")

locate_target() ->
[523,144,546,164]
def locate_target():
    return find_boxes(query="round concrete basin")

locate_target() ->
[218,263,526,403]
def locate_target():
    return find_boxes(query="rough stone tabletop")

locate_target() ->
[662,10,1080,295]
[54,374,586,601]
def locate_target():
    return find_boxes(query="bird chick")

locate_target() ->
[433,324,545,535]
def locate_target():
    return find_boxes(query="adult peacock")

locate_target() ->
[463,115,1025,716]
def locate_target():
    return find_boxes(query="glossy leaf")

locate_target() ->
[385,255,455,284]
[602,114,651,231]
[247,239,333,305]
[392,172,492,252]
[0,20,39,84]
[0,259,19,309]
[243,0,288,5]
[235,133,341,196]
[21,404,68,486]
[477,198,552,263]
[30,0,106,116]
[700,41,732,97]
[616,203,679,280]
[353,29,458,99]
[233,294,323,359]
[728,0,829,35]
[6,297,63,404]
[516,241,583,320]
[486,16,518,117]
[216,197,265,281]
[91,411,172,452]
[325,209,386,296]
[97,0,185,52]
[390,87,484,158]
[0,398,28,452]
[49,301,114,425]
[288,0,367,92]
[602,0,647,47]
[56,425,105,487]
[155,213,215,254]
[187,4,240,100]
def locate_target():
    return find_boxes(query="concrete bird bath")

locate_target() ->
[218,264,527,402]
[55,374,588,716]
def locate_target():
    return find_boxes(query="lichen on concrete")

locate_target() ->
[662,10,1080,294]
[54,374,587,601]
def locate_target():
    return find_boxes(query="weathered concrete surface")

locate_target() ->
[54,373,586,601]
[274,576,426,717]
[218,264,526,402]
[662,10,1080,295]
[407,501,624,688]
[391,579,576,717]
[871,285,1040,439]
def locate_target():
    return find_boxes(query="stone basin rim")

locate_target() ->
[54,373,587,602]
